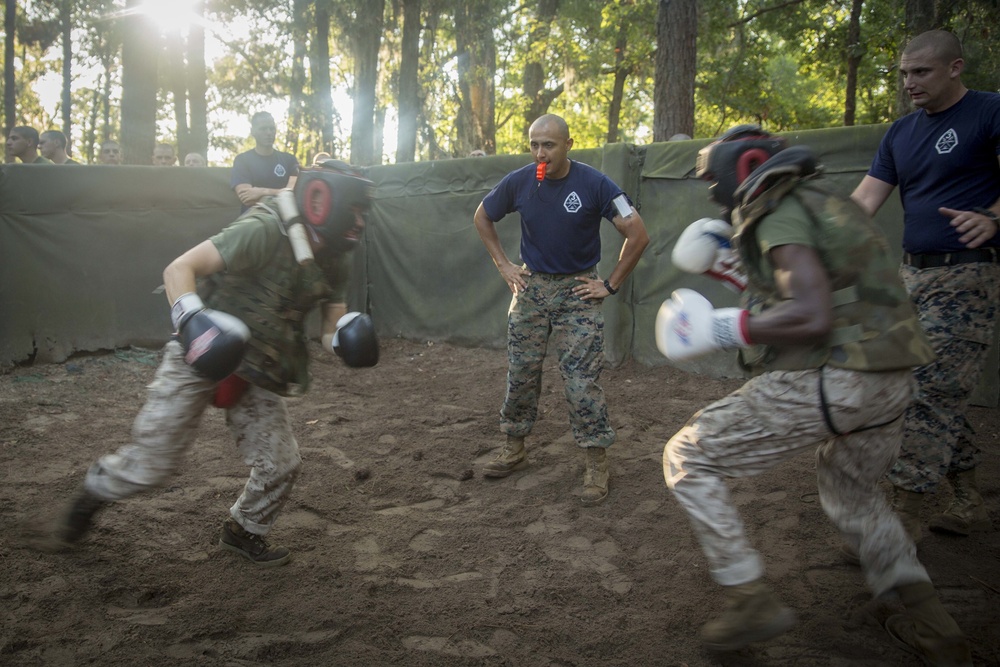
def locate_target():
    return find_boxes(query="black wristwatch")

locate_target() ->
[603,279,618,296]
[974,207,1000,224]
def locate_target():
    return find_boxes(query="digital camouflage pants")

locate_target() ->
[85,341,302,535]
[665,366,929,596]
[500,268,615,449]
[889,262,1000,493]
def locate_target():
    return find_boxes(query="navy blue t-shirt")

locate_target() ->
[230,149,300,210]
[481,160,628,274]
[868,90,1000,254]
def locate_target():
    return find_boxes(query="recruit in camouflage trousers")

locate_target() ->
[501,268,615,449]
[889,261,1000,493]
[84,340,302,533]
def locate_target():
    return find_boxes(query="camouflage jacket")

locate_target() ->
[733,177,935,373]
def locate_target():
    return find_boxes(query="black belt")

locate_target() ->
[903,248,999,269]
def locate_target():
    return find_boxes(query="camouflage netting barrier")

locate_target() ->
[2,125,996,405]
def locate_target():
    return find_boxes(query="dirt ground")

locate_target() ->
[1,337,998,667]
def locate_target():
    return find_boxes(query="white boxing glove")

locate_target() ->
[672,218,747,292]
[655,289,751,361]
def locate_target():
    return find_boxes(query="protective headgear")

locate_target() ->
[294,159,374,254]
[695,125,786,210]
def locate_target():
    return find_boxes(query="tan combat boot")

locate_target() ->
[929,469,990,536]
[885,581,972,667]
[893,486,925,544]
[701,579,796,651]
[580,447,609,506]
[482,435,527,478]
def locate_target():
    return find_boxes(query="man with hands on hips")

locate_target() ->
[47,160,378,567]
[657,126,971,666]
[850,29,1000,543]
[473,113,648,505]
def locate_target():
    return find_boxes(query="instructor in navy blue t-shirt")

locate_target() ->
[851,30,1000,545]
[473,114,649,505]
[231,111,300,212]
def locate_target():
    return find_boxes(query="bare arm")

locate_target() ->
[574,206,650,300]
[850,175,896,218]
[474,202,531,294]
[162,240,227,305]
[942,157,1000,248]
[745,244,833,346]
[233,175,297,207]
[319,301,348,353]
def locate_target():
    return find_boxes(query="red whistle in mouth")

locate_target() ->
[536,162,547,181]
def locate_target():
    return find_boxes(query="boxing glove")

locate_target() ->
[655,289,751,361]
[672,218,747,292]
[170,293,251,381]
[329,312,379,368]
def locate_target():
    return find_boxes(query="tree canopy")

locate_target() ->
[2,0,998,166]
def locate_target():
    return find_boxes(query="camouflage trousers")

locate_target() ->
[500,268,615,449]
[889,262,1000,493]
[84,340,302,535]
[664,366,928,596]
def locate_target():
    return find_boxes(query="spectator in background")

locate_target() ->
[39,130,79,164]
[469,149,487,157]
[231,111,299,212]
[153,143,178,166]
[6,126,52,164]
[99,140,122,165]
[184,152,207,167]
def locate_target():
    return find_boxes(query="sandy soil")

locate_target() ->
[1,337,998,666]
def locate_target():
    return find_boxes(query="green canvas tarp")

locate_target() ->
[1,125,996,405]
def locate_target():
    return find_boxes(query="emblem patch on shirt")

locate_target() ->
[935,129,958,154]
[564,191,582,213]
[274,164,287,177]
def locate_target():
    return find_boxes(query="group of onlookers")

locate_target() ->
[4,127,207,167]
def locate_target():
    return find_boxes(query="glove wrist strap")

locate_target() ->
[713,308,751,348]
[171,292,205,332]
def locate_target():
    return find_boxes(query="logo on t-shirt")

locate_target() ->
[564,191,582,213]
[935,129,958,154]
[274,164,287,177]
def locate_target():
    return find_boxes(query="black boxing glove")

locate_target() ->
[328,312,379,368]
[170,293,251,381]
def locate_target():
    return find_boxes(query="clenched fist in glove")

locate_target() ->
[328,312,379,368]
[655,289,751,361]
[170,293,251,381]
[672,218,747,292]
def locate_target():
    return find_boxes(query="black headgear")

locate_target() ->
[695,125,786,210]
[294,159,374,254]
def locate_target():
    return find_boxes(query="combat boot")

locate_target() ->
[580,447,609,506]
[59,489,107,545]
[929,469,990,536]
[885,581,972,667]
[482,435,527,478]
[219,519,291,567]
[893,486,925,544]
[701,579,796,651]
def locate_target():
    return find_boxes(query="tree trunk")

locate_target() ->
[287,0,309,157]
[186,0,208,159]
[453,0,496,156]
[4,0,15,153]
[349,0,385,166]
[166,32,189,156]
[843,0,863,126]
[60,0,72,145]
[896,0,936,115]
[312,0,334,156]
[120,0,159,164]
[607,25,628,144]
[395,0,421,162]
[521,0,561,135]
[653,0,697,141]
